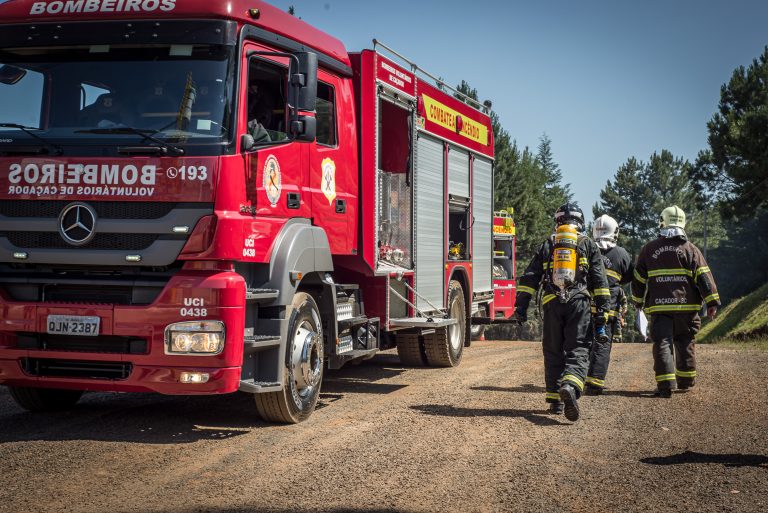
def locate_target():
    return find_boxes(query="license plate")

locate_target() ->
[47,315,100,337]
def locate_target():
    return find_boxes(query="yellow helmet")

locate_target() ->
[659,205,686,229]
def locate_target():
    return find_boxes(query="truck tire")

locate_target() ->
[8,387,83,412]
[396,333,426,366]
[255,292,324,424]
[424,280,465,367]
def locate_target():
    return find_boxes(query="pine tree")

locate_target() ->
[536,133,571,217]
[594,150,723,257]
[695,46,768,219]
[452,81,570,271]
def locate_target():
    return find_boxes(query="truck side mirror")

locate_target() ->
[289,52,317,112]
[241,133,255,152]
[293,115,316,142]
[0,65,27,85]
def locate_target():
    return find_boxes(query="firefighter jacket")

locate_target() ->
[516,235,611,313]
[631,235,721,314]
[598,245,634,318]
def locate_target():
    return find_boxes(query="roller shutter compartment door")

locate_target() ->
[414,134,445,312]
[472,157,493,292]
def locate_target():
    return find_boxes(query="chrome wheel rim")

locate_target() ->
[448,296,464,352]
[290,320,323,399]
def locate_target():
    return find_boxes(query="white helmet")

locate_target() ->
[593,214,619,250]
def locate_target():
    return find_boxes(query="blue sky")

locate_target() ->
[272,0,768,221]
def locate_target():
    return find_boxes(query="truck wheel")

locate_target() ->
[255,292,324,424]
[470,308,486,341]
[8,387,83,412]
[424,280,465,367]
[396,333,426,366]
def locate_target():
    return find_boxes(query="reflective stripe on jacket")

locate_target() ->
[631,236,720,313]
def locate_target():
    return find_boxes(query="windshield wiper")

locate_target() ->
[0,123,64,155]
[76,127,185,156]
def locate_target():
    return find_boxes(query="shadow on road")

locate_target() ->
[0,353,409,445]
[641,450,768,468]
[323,353,408,395]
[602,390,658,398]
[410,404,568,426]
[126,508,411,513]
[0,391,263,445]
[471,383,546,394]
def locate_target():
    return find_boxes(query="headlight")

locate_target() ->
[165,320,225,355]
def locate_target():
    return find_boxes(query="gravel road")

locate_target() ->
[0,341,766,513]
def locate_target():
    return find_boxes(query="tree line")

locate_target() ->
[459,45,768,305]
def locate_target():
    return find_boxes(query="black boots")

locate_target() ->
[584,384,604,396]
[549,402,564,415]
[559,384,580,421]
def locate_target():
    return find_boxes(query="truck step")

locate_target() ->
[243,335,281,353]
[245,288,279,302]
[337,315,369,330]
[389,317,457,328]
[238,379,282,394]
[328,348,378,370]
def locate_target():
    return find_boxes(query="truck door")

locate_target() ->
[308,71,355,254]
[242,46,309,219]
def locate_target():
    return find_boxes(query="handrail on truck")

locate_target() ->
[372,39,493,116]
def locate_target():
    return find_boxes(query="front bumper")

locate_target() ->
[0,269,247,395]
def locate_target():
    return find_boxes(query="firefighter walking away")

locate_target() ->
[514,203,610,421]
[585,214,633,395]
[631,206,720,398]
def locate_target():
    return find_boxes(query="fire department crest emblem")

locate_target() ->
[321,158,336,205]
[263,155,281,207]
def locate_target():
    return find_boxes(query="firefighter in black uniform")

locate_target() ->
[631,206,720,397]
[514,204,611,422]
[585,214,634,395]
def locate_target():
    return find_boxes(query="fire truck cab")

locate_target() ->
[0,0,512,423]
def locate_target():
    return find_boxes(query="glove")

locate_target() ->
[595,324,609,344]
[707,306,718,319]
[514,307,527,324]
[593,312,609,344]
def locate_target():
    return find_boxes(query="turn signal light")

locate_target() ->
[179,215,217,256]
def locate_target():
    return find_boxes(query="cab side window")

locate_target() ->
[316,81,336,147]
[247,58,288,143]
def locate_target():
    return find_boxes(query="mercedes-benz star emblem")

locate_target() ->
[58,203,97,246]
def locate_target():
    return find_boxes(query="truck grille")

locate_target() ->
[21,358,132,380]
[0,201,178,219]
[3,232,167,250]
[17,333,148,355]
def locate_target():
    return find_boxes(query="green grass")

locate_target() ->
[711,337,768,351]
[699,282,768,344]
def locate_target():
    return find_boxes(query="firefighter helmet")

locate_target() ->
[659,205,686,229]
[554,203,585,231]
[593,214,619,248]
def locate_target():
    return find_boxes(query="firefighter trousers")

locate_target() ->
[649,313,701,390]
[586,318,617,389]
[542,295,593,403]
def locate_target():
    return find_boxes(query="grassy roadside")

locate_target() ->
[699,282,768,347]
[710,337,768,350]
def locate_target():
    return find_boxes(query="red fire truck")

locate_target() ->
[0,0,516,422]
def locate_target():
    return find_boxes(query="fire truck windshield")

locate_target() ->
[0,43,234,156]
